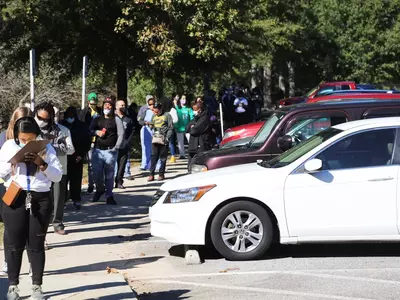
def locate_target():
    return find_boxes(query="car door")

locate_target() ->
[284,127,399,238]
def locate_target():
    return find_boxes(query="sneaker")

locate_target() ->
[169,156,176,163]
[147,175,155,182]
[0,262,8,276]
[30,285,44,300]
[6,285,20,300]
[55,229,67,235]
[179,156,186,159]
[158,175,165,181]
[115,183,126,189]
[106,196,117,205]
[92,191,104,203]
[86,186,94,194]
[73,201,81,210]
[125,176,135,181]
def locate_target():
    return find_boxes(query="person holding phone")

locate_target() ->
[0,117,62,300]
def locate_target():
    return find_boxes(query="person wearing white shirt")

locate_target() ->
[0,117,62,300]
[34,102,74,235]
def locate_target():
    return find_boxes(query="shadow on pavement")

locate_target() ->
[45,256,163,275]
[140,289,191,300]
[49,232,152,249]
[45,282,134,299]
[66,221,150,234]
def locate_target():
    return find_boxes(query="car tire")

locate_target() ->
[210,201,273,261]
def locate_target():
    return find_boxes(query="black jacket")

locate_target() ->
[60,118,91,157]
[79,106,101,128]
[187,109,212,153]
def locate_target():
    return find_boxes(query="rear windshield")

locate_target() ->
[249,112,285,148]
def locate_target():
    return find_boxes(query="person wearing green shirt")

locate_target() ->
[174,95,194,159]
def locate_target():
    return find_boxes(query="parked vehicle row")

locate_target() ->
[150,117,400,260]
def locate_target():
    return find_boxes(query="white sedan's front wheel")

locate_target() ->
[210,201,273,261]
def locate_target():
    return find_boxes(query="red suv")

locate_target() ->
[279,81,357,106]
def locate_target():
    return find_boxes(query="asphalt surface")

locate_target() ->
[126,160,400,300]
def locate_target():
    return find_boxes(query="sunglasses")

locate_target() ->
[36,115,50,122]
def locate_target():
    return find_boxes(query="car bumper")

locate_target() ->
[149,193,208,245]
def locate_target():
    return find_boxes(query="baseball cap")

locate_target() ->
[146,95,154,103]
[88,92,98,103]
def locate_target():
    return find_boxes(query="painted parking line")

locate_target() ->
[149,279,374,300]
[132,268,400,281]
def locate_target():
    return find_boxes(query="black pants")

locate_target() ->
[115,149,129,185]
[0,184,9,264]
[150,144,168,176]
[67,155,83,202]
[3,191,52,285]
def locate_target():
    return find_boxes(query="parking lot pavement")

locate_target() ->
[124,160,400,300]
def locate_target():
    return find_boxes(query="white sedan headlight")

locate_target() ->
[164,185,216,204]
[191,164,208,173]
[223,129,245,140]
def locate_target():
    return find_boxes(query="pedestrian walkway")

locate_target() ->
[0,160,188,299]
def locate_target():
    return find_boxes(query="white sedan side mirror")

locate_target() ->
[304,158,322,173]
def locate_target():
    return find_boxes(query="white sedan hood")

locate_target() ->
[161,163,282,192]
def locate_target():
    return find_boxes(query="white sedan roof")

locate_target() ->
[333,117,400,131]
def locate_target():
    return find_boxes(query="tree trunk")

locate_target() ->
[278,71,286,98]
[203,71,211,95]
[155,70,164,100]
[262,62,272,107]
[251,63,258,89]
[117,64,128,101]
[287,61,295,97]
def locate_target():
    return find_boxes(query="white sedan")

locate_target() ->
[150,117,400,260]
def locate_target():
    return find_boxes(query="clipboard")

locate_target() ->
[8,140,50,165]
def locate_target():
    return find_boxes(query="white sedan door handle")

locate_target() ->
[368,177,394,182]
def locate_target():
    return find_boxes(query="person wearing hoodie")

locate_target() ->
[79,92,101,194]
[148,102,173,182]
[60,107,91,210]
[187,102,212,171]
[174,95,194,159]
[137,95,156,170]
[89,96,124,205]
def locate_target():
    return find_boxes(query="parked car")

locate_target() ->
[220,110,274,148]
[150,117,400,260]
[189,99,400,173]
[278,81,356,106]
[307,90,400,103]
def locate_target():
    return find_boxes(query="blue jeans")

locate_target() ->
[169,131,176,156]
[124,152,131,177]
[140,126,153,170]
[92,148,118,198]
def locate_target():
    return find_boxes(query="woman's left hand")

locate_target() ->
[24,152,45,167]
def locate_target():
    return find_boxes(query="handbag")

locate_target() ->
[152,132,165,145]
[2,181,23,206]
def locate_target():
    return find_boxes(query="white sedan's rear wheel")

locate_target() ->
[210,201,273,260]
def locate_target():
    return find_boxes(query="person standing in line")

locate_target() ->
[168,94,179,163]
[148,102,173,182]
[137,95,156,171]
[114,100,137,189]
[90,96,124,204]
[124,103,139,179]
[187,102,212,171]
[0,107,31,277]
[79,92,101,194]
[0,117,62,300]
[60,107,91,210]
[34,102,75,235]
[174,95,194,159]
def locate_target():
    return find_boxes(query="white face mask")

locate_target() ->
[193,111,198,116]
[35,117,48,129]
[103,109,111,116]
[66,117,75,124]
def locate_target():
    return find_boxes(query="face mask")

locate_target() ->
[103,109,111,116]
[119,107,126,113]
[181,99,186,105]
[66,117,75,124]
[193,111,198,116]
[35,117,48,129]
[18,142,26,148]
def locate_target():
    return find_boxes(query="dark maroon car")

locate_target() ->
[189,99,400,173]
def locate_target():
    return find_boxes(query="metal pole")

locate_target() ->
[29,49,35,112]
[219,102,224,135]
[81,56,88,110]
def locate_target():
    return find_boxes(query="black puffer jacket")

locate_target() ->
[187,109,212,153]
[60,117,91,157]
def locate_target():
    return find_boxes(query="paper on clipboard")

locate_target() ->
[8,140,50,165]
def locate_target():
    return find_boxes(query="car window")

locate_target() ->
[267,128,343,168]
[286,116,347,145]
[363,107,400,119]
[249,112,285,148]
[341,85,351,90]
[316,128,396,171]
[316,87,334,96]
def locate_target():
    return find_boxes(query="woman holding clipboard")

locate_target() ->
[0,117,62,300]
